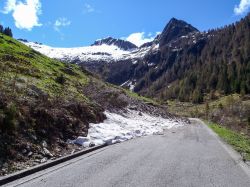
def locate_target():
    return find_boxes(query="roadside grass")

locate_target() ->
[167,94,248,118]
[207,122,250,161]
[167,94,250,137]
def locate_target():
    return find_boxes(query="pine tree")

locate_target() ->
[0,25,3,33]
[3,27,13,37]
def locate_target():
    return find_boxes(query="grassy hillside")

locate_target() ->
[0,33,171,175]
[0,33,108,173]
[0,33,89,100]
[167,94,250,137]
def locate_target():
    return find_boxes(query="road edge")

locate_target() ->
[190,118,250,178]
[0,144,107,186]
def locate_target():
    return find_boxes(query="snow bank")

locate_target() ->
[73,110,185,147]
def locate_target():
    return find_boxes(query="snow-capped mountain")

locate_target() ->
[20,36,159,64]
[20,18,205,91]
[92,37,138,51]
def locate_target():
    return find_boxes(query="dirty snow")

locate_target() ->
[73,110,185,147]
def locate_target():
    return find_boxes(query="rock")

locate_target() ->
[67,139,74,144]
[41,129,47,135]
[30,135,37,141]
[26,144,31,151]
[40,158,47,163]
[28,85,48,98]
[42,141,48,148]
[27,151,33,157]
[129,106,137,110]
[3,163,8,168]
[43,148,53,158]
[22,149,27,154]
[89,142,95,147]
[34,159,40,163]
[138,112,143,116]
[17,77,26,83]
[135,130,141,134]
[33,154,44,160]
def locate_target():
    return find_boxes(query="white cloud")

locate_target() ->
[84,3,94,13]
[54,17,71,32]
[124,32,160,47]
[234,0,250,15]
[2,0,42,30]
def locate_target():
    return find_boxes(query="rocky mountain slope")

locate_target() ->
[0,33,184,175]
[21,15,250,103]
[19,18,203,90]
[92,37,138,50]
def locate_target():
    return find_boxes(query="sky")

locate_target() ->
[0,0,249,47]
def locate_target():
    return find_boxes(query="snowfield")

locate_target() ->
[21,41,159,64]
[24,42,130,62]
[73,110,185,147]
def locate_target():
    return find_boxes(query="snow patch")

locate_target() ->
[120,80,136,91]
[73,110,185,147]
[21,40,156,64]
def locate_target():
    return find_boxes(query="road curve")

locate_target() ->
[5,119,250,187]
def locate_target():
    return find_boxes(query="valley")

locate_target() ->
[0,4,249,186]
[21,15,250,139]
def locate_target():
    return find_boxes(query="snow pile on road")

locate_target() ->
[73,110,185,147]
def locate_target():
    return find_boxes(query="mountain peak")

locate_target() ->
[169,17,179,23]
[159,18,199,47]
[92,37,138,51]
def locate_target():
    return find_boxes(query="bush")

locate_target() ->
[192,89,203,104]
[0,103,17,134]
[55,74,66,85]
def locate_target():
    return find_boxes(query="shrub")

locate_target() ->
[55,74,66,85]
[0,103,17,134]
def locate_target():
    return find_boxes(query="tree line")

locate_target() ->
[134,13,250,103]
[0,24,13,37]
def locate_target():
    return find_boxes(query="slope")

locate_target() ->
[0,33,178,175]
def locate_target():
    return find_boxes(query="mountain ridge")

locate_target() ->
[91,37,138,50]
[21,15,250,103]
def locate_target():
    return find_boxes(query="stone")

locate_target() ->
[89,142,95,147]
[40,158,47,163]
[30,135,37,141]
[42,141,48,148]
[43,148,53,158]
[22,149,27,154]
[27,151,33,157]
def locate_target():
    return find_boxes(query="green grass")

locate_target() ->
[208,122,250,161]
[0,33,89,101]
[167,94,248,117]
[124,89,159,105]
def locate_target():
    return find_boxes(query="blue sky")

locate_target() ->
[0,0,249,47]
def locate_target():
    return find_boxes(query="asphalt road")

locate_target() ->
[5,119,250,187]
